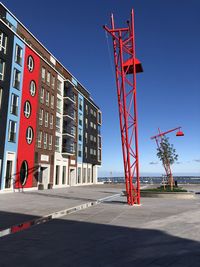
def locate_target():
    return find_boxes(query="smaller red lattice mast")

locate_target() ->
[151,127,184,189]
[103,10,143,205]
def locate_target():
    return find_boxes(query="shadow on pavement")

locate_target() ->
[23,191,96,202]
[0,210,200,266]
[0,211,39,230]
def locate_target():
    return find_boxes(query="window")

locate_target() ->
[85,132,88,143]
[94,111,96,117]
[94,136,96,142]
[56,117,61,132]
[0,88,2,110]
[90,135,93,142]
[50,114,53,129]
[47,71,50,85]
[87,168,91,183]
[26,127,34,144]
[44,133,47,149]
[78,144,82,157]
[90,121,93,128]
[90,148,93,155]
[29,80,36,96]
[39,109,43,125]
[37,131,42,148]
[98,111,102,124]
[10,94,19,116]
[13,68,21,89]
[24,101,31,118]
[8,120,16,142]
[90,108,93,115]
[78,128,82,141]
[40,87,44,103]
[83,168,86,183]
[41,67,45,81]
[85,118,88,128]
[94,149,96,156]
[0,58,5,80]
[55,165,60,185]
[78,167,81,183]
[45,112,49,127]
[49,135,52,150]
[0,31,7,54]
[79,98,83,111]
[98,149,101,161]
[79,113,82,126]
[98,136,101,148]
[46,91,49,106]
[70,143,75,154]
[62,166,66,185]
[85,104,88,114]
[52,75,55,89]
[20,161,28,186]
[51,95,54,109]
[27,56,34,72]
[15,44,22,65]
[85,146,87,158]
[94,123,96,130]
[57,80,62,95]
[55,136,60,152]
[56,98,62,113]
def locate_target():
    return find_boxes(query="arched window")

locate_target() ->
[24,101,31,118]
[26,127,34,144]
[20,160,28,186]
[27,56,34,72]
[29,80,36,96]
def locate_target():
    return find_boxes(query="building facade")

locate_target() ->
[0,3,102,192]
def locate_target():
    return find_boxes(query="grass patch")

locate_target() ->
[141,186,187,193]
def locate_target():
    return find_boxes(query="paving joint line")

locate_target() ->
[0,192,122,238]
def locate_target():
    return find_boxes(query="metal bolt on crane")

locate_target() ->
[151,127,184,189]
[103,9,143,205]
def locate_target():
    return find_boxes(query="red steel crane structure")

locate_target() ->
[103,9,143,205]
[151,127,184,188]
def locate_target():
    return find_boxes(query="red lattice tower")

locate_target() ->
[104,9,143,205]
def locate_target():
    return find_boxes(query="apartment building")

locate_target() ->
[0,3,102,191]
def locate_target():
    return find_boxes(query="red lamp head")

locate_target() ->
[176,130,184,137]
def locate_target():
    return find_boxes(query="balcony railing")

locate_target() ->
[62,145,75,154]
[63,127,76,137]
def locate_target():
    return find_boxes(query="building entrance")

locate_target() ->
[5,160,13,188]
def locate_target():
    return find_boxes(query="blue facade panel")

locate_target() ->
[72,77,78,86]
[1,36,25,189]
[6,12,17,32]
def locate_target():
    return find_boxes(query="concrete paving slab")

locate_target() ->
[0,184,200,266]
[0,184,123,229]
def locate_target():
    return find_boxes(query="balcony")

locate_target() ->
[62,126,76,138]
[63,92,76,104]
[62,137,76,155]
[63,104,76,121]
[64,80,76,101]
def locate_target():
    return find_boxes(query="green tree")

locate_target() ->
[157,136,178,166]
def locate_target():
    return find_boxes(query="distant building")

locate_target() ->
[0,3,102,191]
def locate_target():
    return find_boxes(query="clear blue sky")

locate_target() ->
[4,0,200,176]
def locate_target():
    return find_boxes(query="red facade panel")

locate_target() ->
[16,46,40,188]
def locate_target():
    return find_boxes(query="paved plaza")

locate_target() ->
[0,184,200,266]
